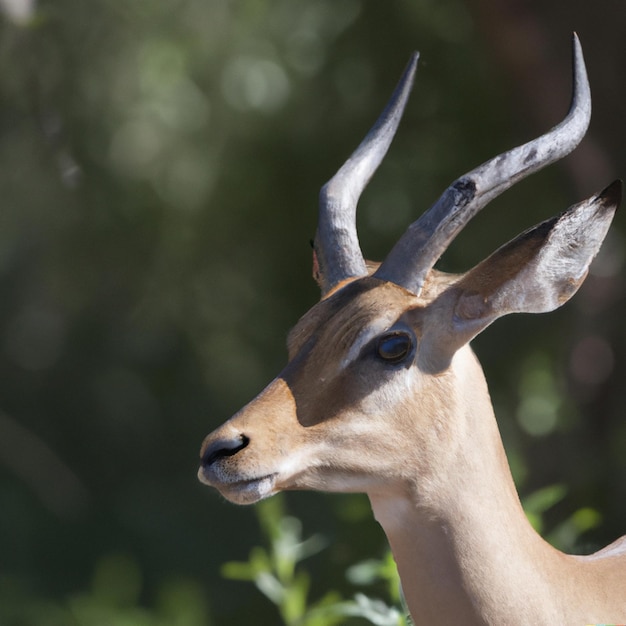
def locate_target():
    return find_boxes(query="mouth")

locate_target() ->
[198,466,278,505]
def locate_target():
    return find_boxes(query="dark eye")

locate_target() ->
[376,332,413,364]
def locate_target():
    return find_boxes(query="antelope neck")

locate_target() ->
[368,358,564,624]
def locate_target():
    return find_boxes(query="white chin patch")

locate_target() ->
[218,475,277,505]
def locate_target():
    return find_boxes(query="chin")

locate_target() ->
[198,467,278,505]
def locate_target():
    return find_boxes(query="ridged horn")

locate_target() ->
[315,52,419,295]
[374,33,591,295]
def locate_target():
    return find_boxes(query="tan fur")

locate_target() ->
[200,278,626,621]
[199,194,625,622]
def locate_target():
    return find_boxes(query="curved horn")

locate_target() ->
[375,33,591,295]
[315,52,419,295]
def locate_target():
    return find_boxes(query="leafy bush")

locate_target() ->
[222,495,410,626]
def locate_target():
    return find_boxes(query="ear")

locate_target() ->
[420,181,621,372]
[311,241,323,289]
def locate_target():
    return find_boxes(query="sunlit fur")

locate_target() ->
[199,187,626,623]
[199,270,477,497]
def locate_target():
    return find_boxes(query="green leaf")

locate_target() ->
[522,484,567,516]
[220,560,256,581]
[255,571,285,606]
[547,507,602,551]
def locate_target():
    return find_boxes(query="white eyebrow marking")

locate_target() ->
[339,315,397,371]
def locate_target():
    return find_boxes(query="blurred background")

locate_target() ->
[0,0,625,623]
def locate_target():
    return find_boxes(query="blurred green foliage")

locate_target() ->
[0,552,210,626]
[222,496,407,626]
[0,0,624,623]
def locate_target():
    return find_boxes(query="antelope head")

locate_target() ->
[198,36,620,508]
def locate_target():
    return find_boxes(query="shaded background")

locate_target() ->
[0,0,625,623]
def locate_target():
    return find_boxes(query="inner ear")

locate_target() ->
[416,182,620,374]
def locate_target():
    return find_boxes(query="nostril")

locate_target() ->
[201,434,250,467]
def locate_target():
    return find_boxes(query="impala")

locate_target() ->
[199,35,626,623]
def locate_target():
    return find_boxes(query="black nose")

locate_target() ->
[201,434,249,468]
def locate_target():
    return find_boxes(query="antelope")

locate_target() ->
[199,35,626,624]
